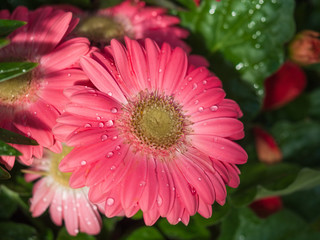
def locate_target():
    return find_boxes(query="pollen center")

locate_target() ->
[129,93,185,149]
[49,146,73,187]
[0,72,32,103]
[76,16,125,45]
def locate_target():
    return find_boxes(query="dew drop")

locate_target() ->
[67,73,71,77]
[74,229,79,234]
[27,132,31,137]
[96,116,101,120]
[190,186,197,195]
[157,196,163,206]
[33,111,37,115]
[159,68,162,73]
[43,197,47,202]
[139,181,146,187]
[198,177,202,181]
[22,69,26,73]
[178,217,182,222]
[110,165,116,171]
[231,11,236,17]
[194,100,199,105]
[210,105,218,111]
[98,122,104,128]
[115,145,121,151]
[101,134,108,141]
[111,107,118,113]
[106,151,114,158]
[106,120,114,127]
[202,80,207,85]
[192,83,198,90]
[209,6,216,14]
[172,187,176,191]
[261,17,266,23]
[198,107,204,112]
[112,136,118,140]
[57,206,62,212]
[107,91,113,96]
[84,123,91,128]
[235,62,244,70]
[81,160,86,166]
[188,77,192,81]
[107,198,114,206]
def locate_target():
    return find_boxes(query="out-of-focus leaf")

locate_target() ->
[0,165,11,179]
[127,227,164,240]
[56,228,96,240]
[271,120,320,166]
[0,128,38,145]
[56,0,92,8]
[256,168,320,199]
[195,202,231,227]
[283,186,320,222]
[0,140,21,156]
[158,217,210,240]
[0,19,26,37]
[231,163,301,206]
[218,208,320,240]
[100,0,123,8]
[178,0,295,97]
[0,185,17,219]
[0,221,38,240]
[309,89,320,120]
[0,38,9,48]
[0,61,38,83]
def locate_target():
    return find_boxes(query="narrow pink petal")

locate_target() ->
[166,197,184,224]
[80,56,127,103]
[88,182,109,204]
[49,187,63,225]
[181,210,190,225]
[104,185,124,218]
[41,37,90,72]
[143,209,160,226]
[157,43,172,90]
[197,199,212,218]
[191,118,244,140]
[192,135,248,164]
[139,158,158,212]
[30,179,54,217]
[63,190,79,236]
[69,167,87,188]
[162,47,187,95]
[44,69,89,89]
[145,38,160,90]
[120,154,148,209]
[168,162,198,216]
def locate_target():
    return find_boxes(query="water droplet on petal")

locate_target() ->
[139,181,146,187]
[115,145,121,151]
[81,160,86,166]
[112,136,118,140]
[192,83,198,90]
[202,80,207,85]
[236,62,244,70]
[107,91,113,96]
[198,107,204,112]
[67,73,71,77]
[96,116,101,120]
[27,132,31,137]
[188,77,192,81]
[231,11,236,17]
[107,198,114,206]
[159,69,162,73]
[74,229,79,234]
[198,177,202,181]
[110,165,116,170]
[101,134,108,141]
[84,123,91,128]
[194,100,199,105]
[111,107,118,113]
[106,120,114,127]
[57,206,62,212]
[106,151,114,158]
[157,196,163,206]
[98,122,104,128]
[210,105,218,111]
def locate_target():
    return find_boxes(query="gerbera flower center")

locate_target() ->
[49,146,73,187]
[0,72,32,103]
[124,93,187,150]
[76,16,126,45]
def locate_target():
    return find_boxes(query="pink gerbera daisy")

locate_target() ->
[0,6,90,169]
[54,37,247,225]
[68,0,189,51]
[24,146,102,236]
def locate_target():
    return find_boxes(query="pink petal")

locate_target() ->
[145,38,160,90]
[49,187,63,225]
[30,179,54,217]
[63,190,79,236]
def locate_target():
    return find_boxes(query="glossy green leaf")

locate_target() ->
[0,128,38,145]
[0,221,38,240]
[0,165,11,180]
[218,208,320,240]
[178,0,295,96]
[127,227,164,240]
[56,228,96,240]
[0,19,26,37]
[271,120,320,166]
[0,185,17,219]
[158,217,210,240]
[0,38,9,48]
[0,61,38,83]
[0,140,21,156]
[231,163,300,206]
[256,168,320,199]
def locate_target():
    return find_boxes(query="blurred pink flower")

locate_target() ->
[25,147,102,236]
[263,61,306,110]
[0,6,90,169]
[289,30,320,66]
[253,127,282,165]
[54,37,247,225]
[250,196,283,218]
[64,0,189,51]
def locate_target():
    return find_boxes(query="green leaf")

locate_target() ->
[0,128,38,145]
[0,61,38,83]
[0,140,21,156]
[178,0,295,96]
[0,165,11,180]
[218,208,320,240]
[0,221,38,240]
[256,168,320,199]
[0,38,9,48]
[0,184,17,219]
[309,89,320,120]
[271,120,320,166]
[0,19,26,37]
[56,227,96,240]
[230,163,301,206]
[158,217,211,240]
[127,227,164,240]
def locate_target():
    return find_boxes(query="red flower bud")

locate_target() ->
[289,30,320,66]
[263,61,306,110]
[253,127,282,165]
[250,196,283,218]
